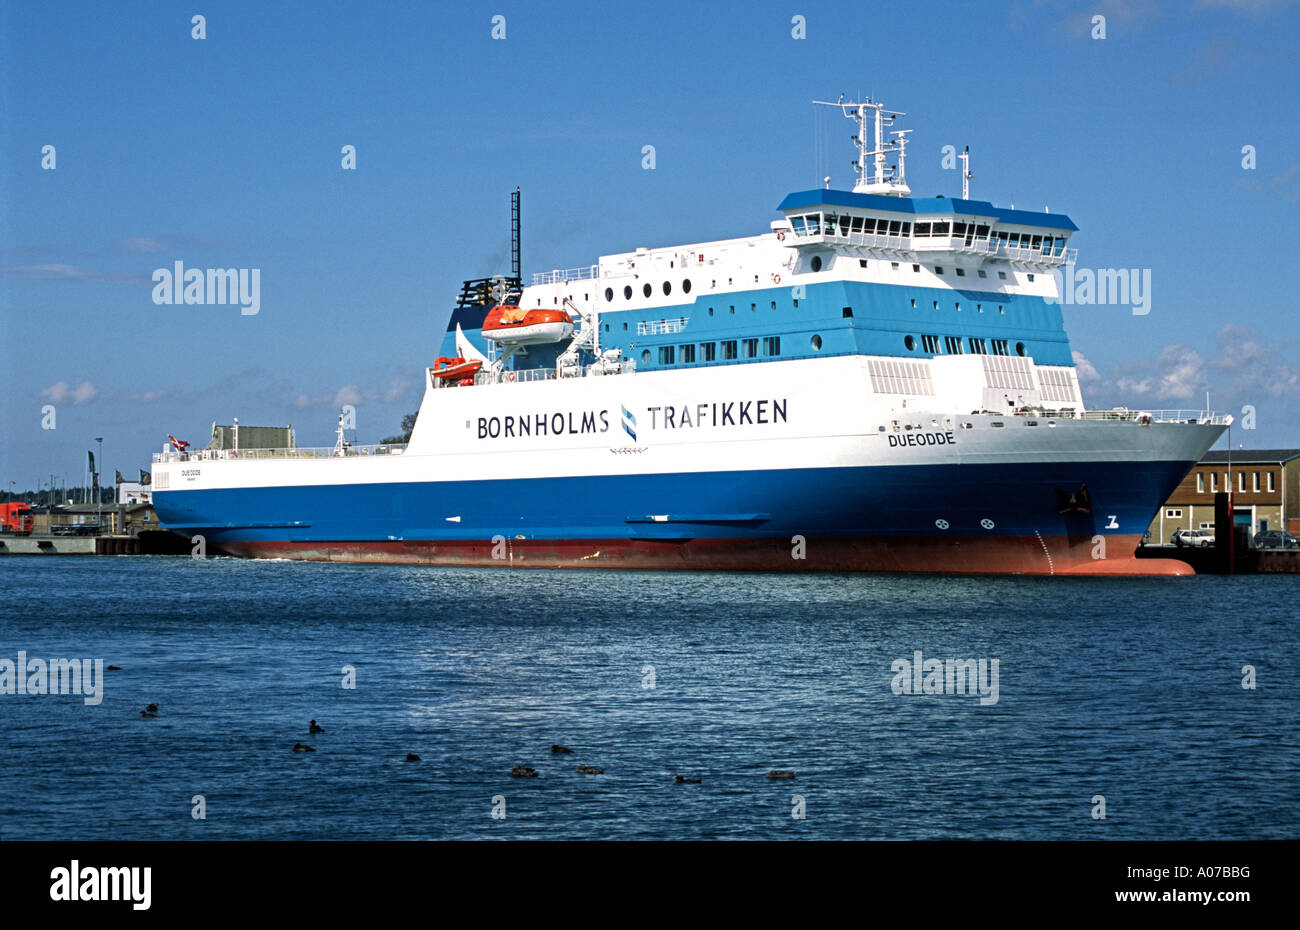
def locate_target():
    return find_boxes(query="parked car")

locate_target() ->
[1172,529,1215,548]
[1252,530,1300,550]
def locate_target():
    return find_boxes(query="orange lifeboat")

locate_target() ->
[481,305,574,345]
[432,356,482,385]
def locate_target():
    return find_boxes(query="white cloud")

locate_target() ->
[41,380,99,405]
[1071,351,1100,383]
[1111,344,1208,401]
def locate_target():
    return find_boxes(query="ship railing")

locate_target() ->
[152,443,408,463]
[637,317,688,336]
[1075,409,1231,425]
[531,265,599,286]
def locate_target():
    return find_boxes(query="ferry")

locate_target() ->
[151,99,1228,575]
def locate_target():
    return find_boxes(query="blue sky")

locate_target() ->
[2,0,1298,489]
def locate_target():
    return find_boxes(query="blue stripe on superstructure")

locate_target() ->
[776,189,1079,231]
[154,459,1192,546]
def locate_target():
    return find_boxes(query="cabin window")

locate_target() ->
[992,339,1008,355]
[742,338,759,358]
[842,307,853,318]
[934,266,944,275]
[811,334,823,350]
[702,342,717,362]
[976,304,983,313]
[708,307,714,316]
[605,288,613,301]
[954,302,961,311]
[932,300,940,309]
[978,269,987,278]
[682,279,692,293]
[998,272,1007,280]
[624,286,633,300]
[623,322,628,330]
[921,334,941,353]
[771,300,777,310]
[679,344,695,364]
[969,337,987,354]
[1027,273,1035,282]
[904,335,916,351]
[811,255,823,272]
[1015,342,1026,356]
[944,336,964,354]
[910,299,916,308]
[722,340,738,360]
[659,346,676,365]
[751,303,757,312]
[663,281,672,295]
[729,305,735,314]
[643,283,652,297]
[955,268,966,277]
[763,336,781,356]
[641,350,651,365]
[859,259,867,268]
[891,262,900,270]
[912,264,920,272]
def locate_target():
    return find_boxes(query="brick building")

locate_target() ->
[1147,449,1300,543]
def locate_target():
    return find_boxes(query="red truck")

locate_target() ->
[0,502,34,535]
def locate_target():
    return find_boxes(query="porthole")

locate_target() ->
[643,283,652,298]
[682,279,692,294]
[1015,342,1026,356]
[811,255,823,272]
[604,288,613,302]
[663,281,672,296]
[811,334,823,350]
[641,350,651,365]
[904,335,916,351]
[624,286,633,300]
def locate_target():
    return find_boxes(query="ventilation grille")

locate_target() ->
[1037,366,1078,403]
[981,355,1035,390]
[868,358,935,395]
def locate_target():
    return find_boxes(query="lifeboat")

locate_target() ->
[481,305,574,345]
[432,356,482,385]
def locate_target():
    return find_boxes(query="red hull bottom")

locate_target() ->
[218,535,1196,576]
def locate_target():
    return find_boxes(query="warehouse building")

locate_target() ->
[1147,449,1300,544]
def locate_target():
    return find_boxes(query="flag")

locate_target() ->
[167,434,190,452]
[115,469,124,484]
[140,469,151,486]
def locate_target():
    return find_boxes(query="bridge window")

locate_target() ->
[763,336,781,356]
[722,340,738,360]
[975,225,989,238]
[933,221,950,236]
[839,215,852,236]
[850,216,864,233]
[921,334,941,353]
[888,220,902,236]
[953,222,967,237]
[702,342,716,362]
[791,216,807,236]
[914,222,931,236]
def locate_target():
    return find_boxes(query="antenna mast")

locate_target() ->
[510,187,521,282]
[811,96,911,196]
[959,146,971,200]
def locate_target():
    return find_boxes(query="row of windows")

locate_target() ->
[1196,471,1276,493]
[908,334,1022,356]
[787,211,1069,256]
[649,336,784,366]
[607,280,695,302]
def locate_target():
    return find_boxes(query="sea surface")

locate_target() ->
[0,555,1295,840]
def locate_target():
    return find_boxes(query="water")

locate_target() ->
[0,555,1295,840]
